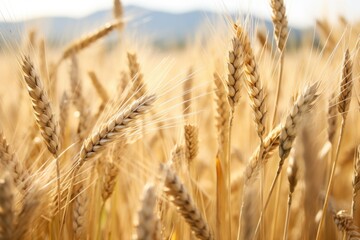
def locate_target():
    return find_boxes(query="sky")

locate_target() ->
[0,0,359,27]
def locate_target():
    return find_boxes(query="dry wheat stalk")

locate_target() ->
[0,174,14,239]
[213,73,230,145]
[227,24,243,111]
[183,67,193,117]
[160,164,213,240]
[78,94,156,169]
[134,184,157,240]
[0,132,30,194]
[333,210,360,240]
[237,24,267,139]
[101,162,119,202]
[352,146,360,218]
[22,55,60,157]
[244,125,281,184]
[270,0,288,52]
[338,49,353,120]
[60,20,123,62]
[184,124,199,166]
[88,71,109,103]
[128,52,147,99]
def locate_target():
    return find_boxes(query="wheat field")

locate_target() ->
[0,0,359,239]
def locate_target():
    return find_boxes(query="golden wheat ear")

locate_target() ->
[160,164,213,240]
[22,55,61,157]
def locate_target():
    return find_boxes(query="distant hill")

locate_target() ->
[0,5,307,49]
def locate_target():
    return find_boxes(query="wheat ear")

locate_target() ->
[270,0,288,52]
[227,24,243,110]
[244,125,281,184]
[0,173,14,239]
[101,162,119,202]
[78,94,156,169]
[213,72,230,146]
[184,124,199,166]
[317,49,353,240]
[270,0,288,126]
[0,132,30,194]
[134,183,158,240]
[88,71,109,103]
[283,154,298,240]
[352,146,360,222]
[13,183,42,240]
[254,82,319,239]
[128,52,147,99]
[237,24,267,139]
[73,178,88,239]
[160,164,213,240]
[113,0,123,20]
[22,55,60,156]
[183,67,193,117]
[333,210,360,240]
[60,20,123,62]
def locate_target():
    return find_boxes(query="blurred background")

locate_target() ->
[0,0,359,49]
